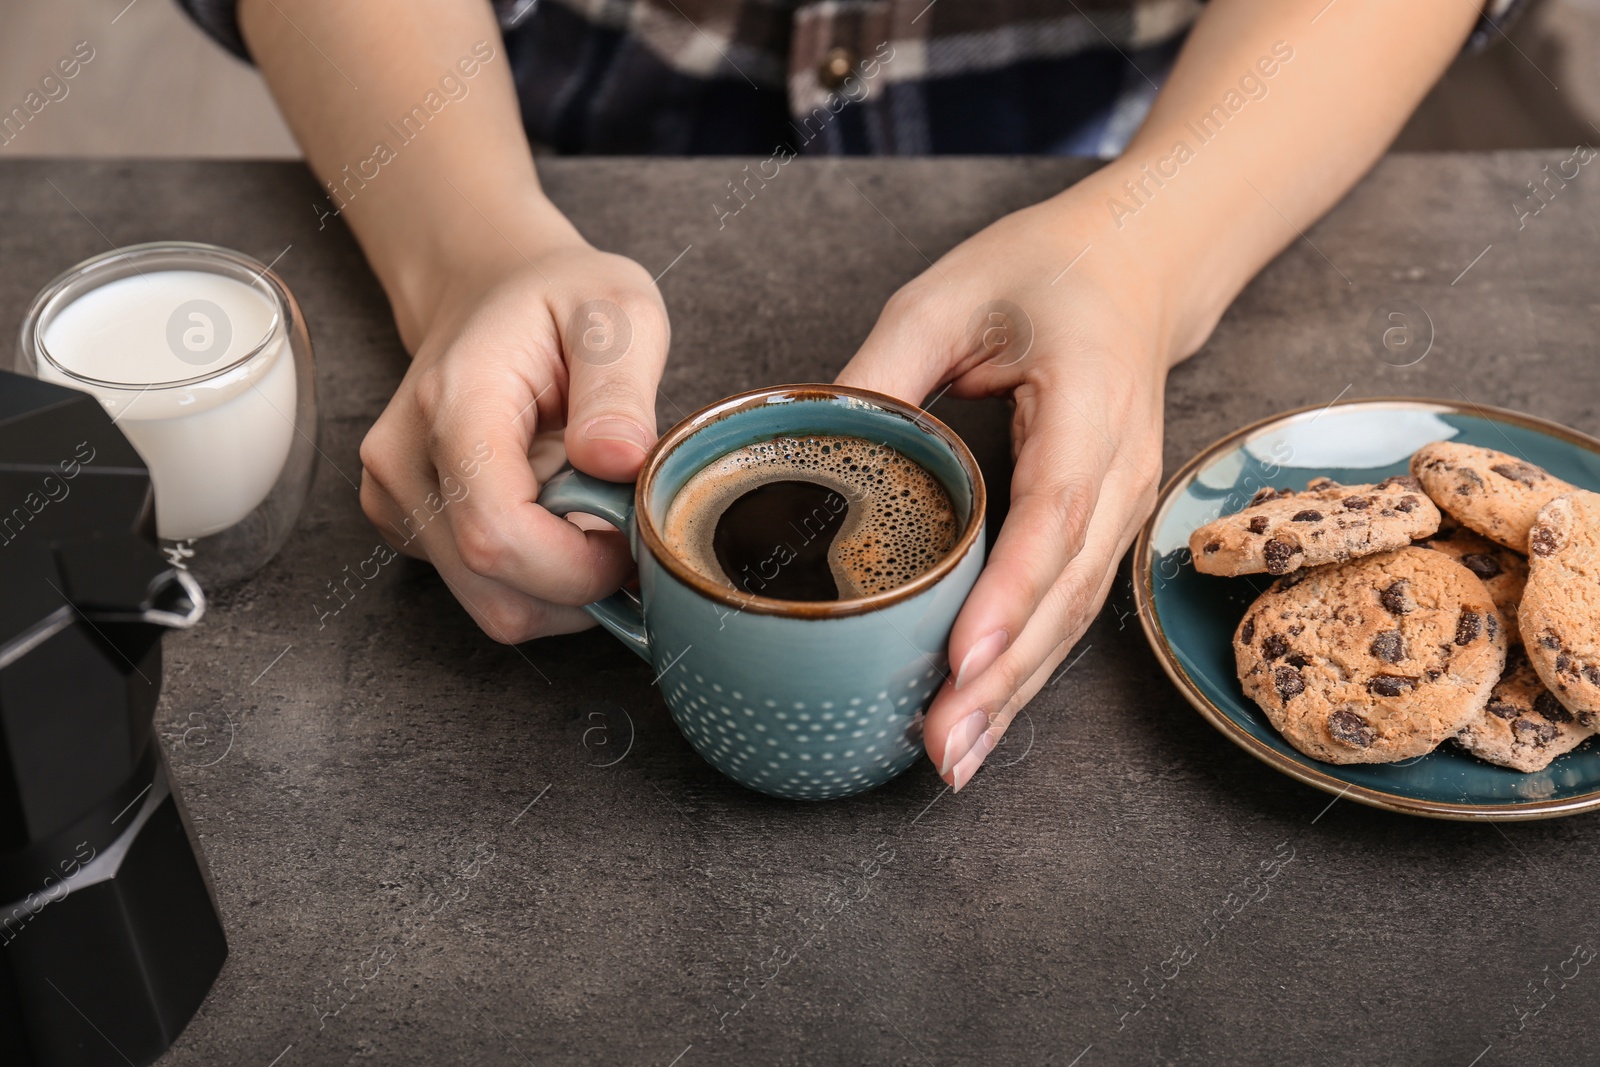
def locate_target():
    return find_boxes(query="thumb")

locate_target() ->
[561,292,670,481]
[836,285,1004,405]
[834,284,961,405]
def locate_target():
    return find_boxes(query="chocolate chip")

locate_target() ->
[1395,495,1420,513]
[1368,674,1416,697]
[1487,699,1520,721]
[1460,554,1503,579]
[1540,632,1561,651]
[1455,612,1482,646]
[1203,540,1221,554]
[1250,487,1286,505]
[1240,617,1255,644]
[1273,666,1304,701]
[1535,692,1574,724]
[1378,475,1421,492]
[1306,478,1337,491]
[1456,469,1484,493]
[1426,669,1443,681]
[1487,614,1499,641]
[1262,633,1288,660]
[1263,539,1302,575]
[1343,497,1371,510]
[1328,708,1376,748]
[1530,524,1561,557]
[1514,719,1562,746]
[1292,510,1323,522]
[1248,515,1270,534]
[1490,461,1544,488]
[1285,654,1310,668]
[1586,667,1600,687]
[1557,653,1575,676]
[1380,580,1415,615]
[1370,630,1405,663]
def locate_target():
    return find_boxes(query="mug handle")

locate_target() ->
[537,469,652,662]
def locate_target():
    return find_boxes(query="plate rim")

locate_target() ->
[1133,396,1600,822]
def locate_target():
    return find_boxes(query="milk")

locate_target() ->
[38,270,296,540]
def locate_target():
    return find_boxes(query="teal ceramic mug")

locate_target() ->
[538,384,986,800]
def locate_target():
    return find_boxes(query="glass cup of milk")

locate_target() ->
[18,241,317,585]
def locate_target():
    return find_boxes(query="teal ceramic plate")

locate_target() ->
[1134,398,1600,821]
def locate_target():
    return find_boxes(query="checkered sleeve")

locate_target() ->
[174,0,250,60]
[1468,0,1528,50]
[174,0,538,63]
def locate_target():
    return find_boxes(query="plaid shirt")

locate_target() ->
[184,0,1523,157]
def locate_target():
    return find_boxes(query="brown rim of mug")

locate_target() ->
[634,383,986,619]
[1131,395,1600,822]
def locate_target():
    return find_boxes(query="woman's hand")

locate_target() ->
[833,0,1486,789]
[239,0,678,645]
[358,234,670,643]
[836,190,1173,791]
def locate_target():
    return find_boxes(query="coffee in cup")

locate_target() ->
[660,434,959,602]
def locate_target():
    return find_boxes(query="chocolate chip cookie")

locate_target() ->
[1234,546,1506,764]
[1520,491,1600,721]
[1191,475,1440,577]
[1453,649,1594,772]
[1418,516,1528,646]
[1410,442,1576,553]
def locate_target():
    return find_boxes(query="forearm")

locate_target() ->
[239,0,581,347]
[1059,0,1481,365]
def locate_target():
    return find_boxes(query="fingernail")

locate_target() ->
[955,629,1008,690]
[582,417,651,453]
[951,730,998,793]
[939,708,990,776]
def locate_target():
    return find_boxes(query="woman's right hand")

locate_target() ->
[236,0,674,643]
[358,236,671,644]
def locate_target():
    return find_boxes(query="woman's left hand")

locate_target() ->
[835,191,1173,790]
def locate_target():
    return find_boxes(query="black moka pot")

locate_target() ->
[0,371,227,1066]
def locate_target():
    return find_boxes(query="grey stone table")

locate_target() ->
[3,153,1598,1066]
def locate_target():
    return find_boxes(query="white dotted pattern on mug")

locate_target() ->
[660,662,945,799]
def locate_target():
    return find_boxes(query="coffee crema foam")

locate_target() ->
[662,434,960,599]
